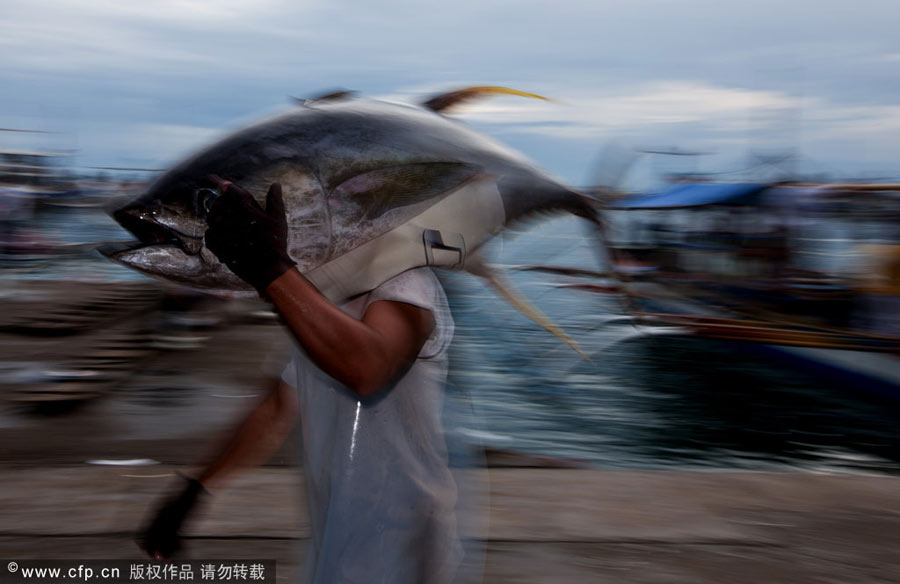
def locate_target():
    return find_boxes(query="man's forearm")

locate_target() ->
[196,378,298,492]
[264,269,432,396]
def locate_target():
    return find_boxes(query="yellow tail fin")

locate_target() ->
[466,256,590,360]
[423,86,550,113]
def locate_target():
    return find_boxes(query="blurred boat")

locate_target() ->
[0,149,140,210]
[593,181,900,399]
[0,150,148,272]
[0,149,80,205]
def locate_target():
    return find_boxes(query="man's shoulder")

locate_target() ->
[369,268,444,307]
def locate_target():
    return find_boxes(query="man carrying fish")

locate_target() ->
[139,176,463,583]
[111,86,602,583]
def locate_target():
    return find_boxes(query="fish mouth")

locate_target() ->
[110,206,204,256]
[96,239,182,260]
[96,240,146,258]
[97,236,252,293]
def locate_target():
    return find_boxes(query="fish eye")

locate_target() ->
[194,188,220,216]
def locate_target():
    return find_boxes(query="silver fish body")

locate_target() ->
[106,98,595,300]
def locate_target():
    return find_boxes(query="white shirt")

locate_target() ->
[280,268,462,584]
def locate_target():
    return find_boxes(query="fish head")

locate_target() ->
[103,171,249,290]
[113,181,210,254]
[103,137,329,292]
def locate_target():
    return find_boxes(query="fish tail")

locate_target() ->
[423,86,550,113]
[466,255,590,361]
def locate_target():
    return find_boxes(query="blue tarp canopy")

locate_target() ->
[608,183,770,209]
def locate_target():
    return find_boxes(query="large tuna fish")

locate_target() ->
[104,87,600,353]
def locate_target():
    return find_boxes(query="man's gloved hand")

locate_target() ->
[205,177,296,293]
[137,475,208,560]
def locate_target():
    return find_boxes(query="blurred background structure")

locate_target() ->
[2,1,900,582]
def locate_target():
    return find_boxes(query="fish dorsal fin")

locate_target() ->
[465,252,590,360]
[423,86,550,113]
[292,89,357,107]
[332,162,481,220]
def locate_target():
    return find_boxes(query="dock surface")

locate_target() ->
[2,466,899,583]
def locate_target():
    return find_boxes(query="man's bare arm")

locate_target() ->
[196,377,299,492]
[265,269,434,397]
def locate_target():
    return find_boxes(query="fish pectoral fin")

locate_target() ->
[465,256,590,361]
[331,162,482,219]
[423,86,550,113]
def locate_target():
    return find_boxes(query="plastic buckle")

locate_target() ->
[423,229,466,268]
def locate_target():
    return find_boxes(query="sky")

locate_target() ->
[2,0,900,188]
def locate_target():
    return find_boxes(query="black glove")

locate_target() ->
[137,475,208,560]
[205,177,296,292]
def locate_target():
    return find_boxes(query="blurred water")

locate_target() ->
[5,208,900,475]
[441,216,900,475]
[1,206,152,282]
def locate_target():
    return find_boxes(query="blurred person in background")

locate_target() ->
[138,178,464,584]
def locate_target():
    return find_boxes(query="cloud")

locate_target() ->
[439,79,900,160]
[2,0,900,180]
[445,81,802,138]
[0,0,307,77]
